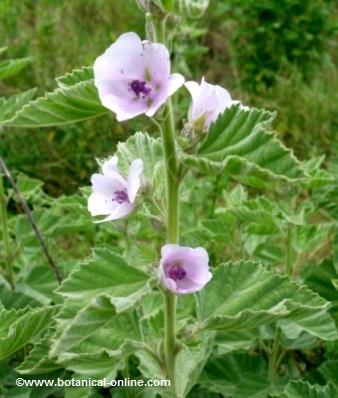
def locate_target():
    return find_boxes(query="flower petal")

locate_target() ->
[91,173,126,195]
[127,159,144,203]
[145,73,185,117]
[161,244,186,260]
[95,202,134,223]
[181,247,211,285]
[101,156,129,188]
[185,81,200,100]
[186,78,235,132]
[100,94,148,121]
[88,192,116,216]
[173,277,203,294]
[94,32,144,80]
[143,41,170,82]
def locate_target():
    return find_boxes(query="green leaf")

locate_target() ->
[278,381,338,398]
[318,360,338,387]
[0,88,36,123]
[215,330,256,355]
[0,306,55,360]
[116,131,163,184]
[184,105,304,188]
[51,294,141,374]
[279,309,338,341]
[0,284,40,310]
[57,248,150,312]
[3,80,108,128]
[175,343,212,398]
[61,351,123,380]
[136,342,211,398]
[200,353,273,398]
[303,259,338,321]
[216,196,279,234]
[64,387,94,398]
[17,265,59,305]
[56,66,93,88]
[50,294,118,356]
[199,261,337,338]
[16,330,61,375]
[0,57,31,80]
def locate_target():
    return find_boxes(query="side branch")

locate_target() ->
[0,157,62,284]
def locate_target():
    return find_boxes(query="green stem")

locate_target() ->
[163,99,179,243]
[0,173,14,289]
[164,291,177,385]
[285,223,293,277]
[268,328,281,384]
[162,98,179,393]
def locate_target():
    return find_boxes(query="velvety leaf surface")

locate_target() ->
[184,105,305,188]
[3,78,108,127]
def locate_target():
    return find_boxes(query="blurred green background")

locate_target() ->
[1,0,337,195]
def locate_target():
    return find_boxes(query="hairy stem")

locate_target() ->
[268,328,282,384]
[285,223,293,277]
[0,172,14,289]
[162,98,179,393]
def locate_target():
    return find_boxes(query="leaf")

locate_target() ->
[184,105,304,188]
[51,294,140,371]
[3,80,108,128]
[61,349,124,380]
[0,306,55,360]
[0,57,31,80]
[215,330,256,355]
[0,88,36,123]
[175,343,212,398]
[136,342,211,398]
[56,66,93,88]
[17,265,59,305]
[318,360,338,387]
[216,196,279,234]
[64,387,93,398]
[0,284,40,310]
[57,248,150,312]
[303,260,338,310]
[16,331,61,375]
[116,131,163,184]
[279,309,338,341]
[200,353,273,398]
[199,261,337,338]
[50,294,117,356]
[277,381,338,398]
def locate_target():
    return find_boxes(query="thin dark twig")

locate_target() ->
[0,156,62,284]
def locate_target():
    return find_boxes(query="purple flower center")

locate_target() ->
[112,190,129,204]
[167,265,186,281]
[130,80,151,98]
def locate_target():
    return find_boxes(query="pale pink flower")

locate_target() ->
[185,78,235,133]
[160,244,212,294]
[93,32,185,121]
[88,156,143,222]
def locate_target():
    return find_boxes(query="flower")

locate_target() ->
[185,78,234,133]
[93,32,185,121]
[88,156,143,222]
[160,244,212,294]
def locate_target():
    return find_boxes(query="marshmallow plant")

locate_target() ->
[82,27,316,398]
[89,33,216,389]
